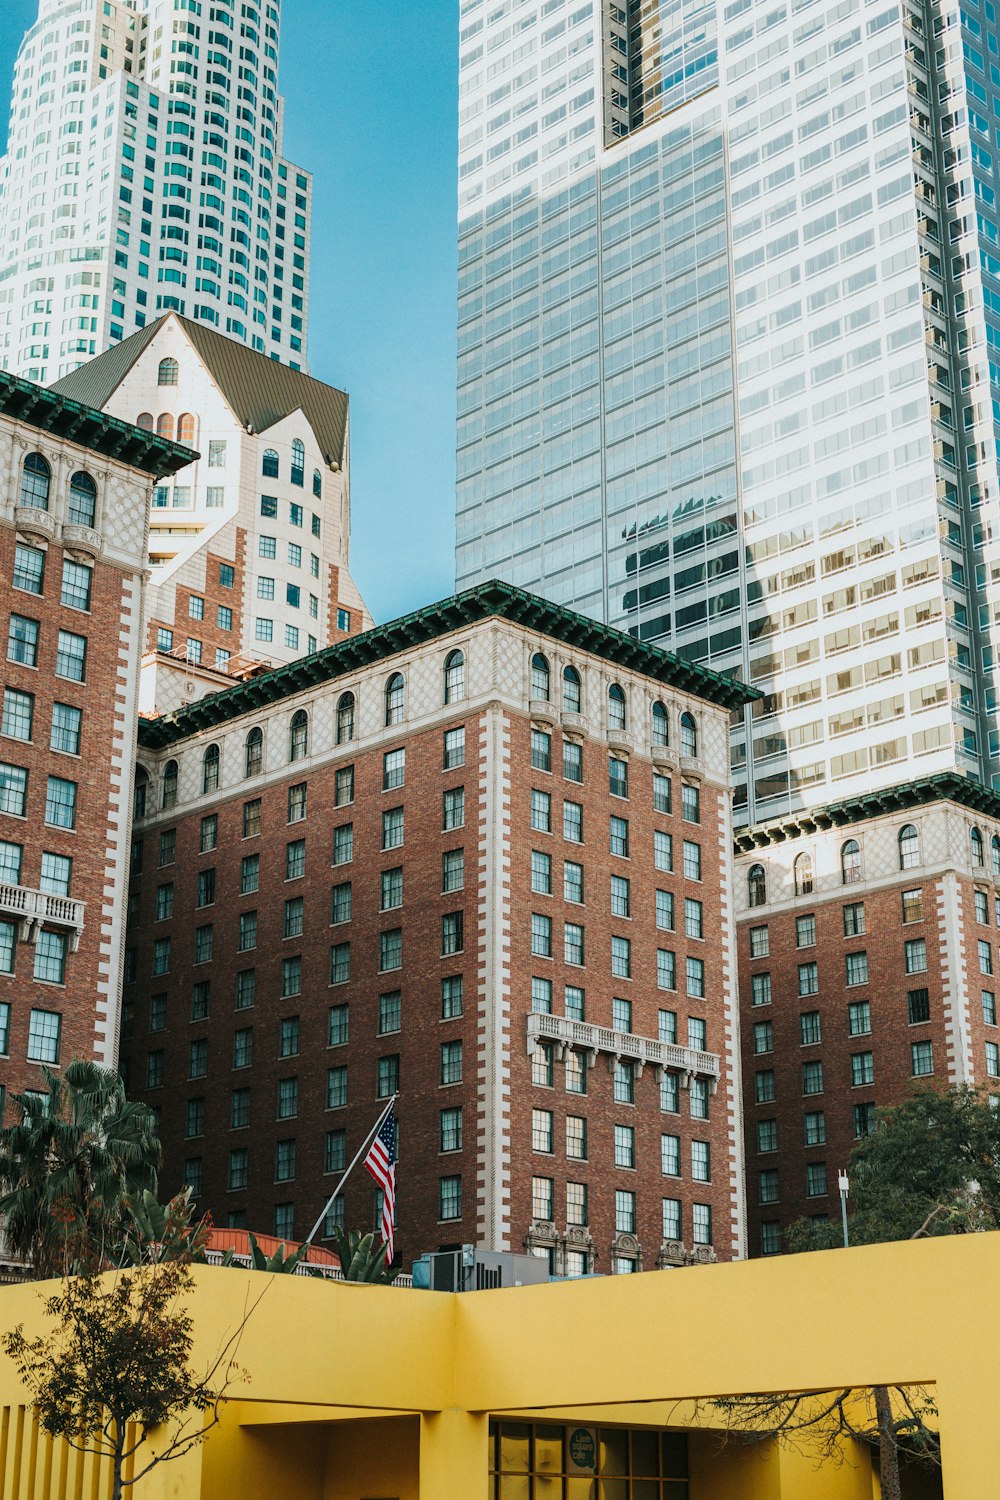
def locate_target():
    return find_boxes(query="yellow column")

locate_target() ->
[936,1377,996,1500]
[419,1409,490,1500]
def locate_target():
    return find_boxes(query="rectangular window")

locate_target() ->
[843,902,865,936]
[567,1181,588,1227]
[13,544,45,594]
[756,1069,776,1104]
[609,756,628,798]
[531,790,552,833]
[442,976,464,1019]
[283,898,303,938]
[653,774,671,814]
[657,949,676,991]
[610,875,630,917]
[691,1140,711,1182]
[335,767,354,807]
[40,853,71,896]
[613,1060,634,1104]
[382,807,404,850]
[806,1163,827,1199]
[685,898,703,940]
[983,990,997,1027]
[906,939,929,975]
[795,914,816,948]
[443,849,465,893]
[911,1040,934,1077]
[444,728,465,769]
[612,996,632,1033]
[277,1078,299,1120]
[532,1042,554,1088]
[285,839,306,881]
[654,830,672,872]
[753,1021,773,1054]
[661,1133,680,1177]
[384,748,406,789]
[240,854,260,895]
[377,1054,400,1098]
[189,1039,208,1079]
[243,799,262,838]
[800,1010,821,1046]
[61,560,92,611]
[2,688,34,743]
[7,615,39,667]
[901,888,924,924]
[662,1197,681,1241]
[848,1000,871,1035]
[531,1176,554,1221]
[327,1065,348,1108]
[439,1176,462,1221]
[566,1115,587,1160]
[328,1004,349,1046]
[566,986,585,1022]
[611,935,631,978]
[196,868,215,908]
[333,824,354,864]
[798,962,819,997]
[987,1041,1000,1078]
[232,1029,253,1069]
[802,1060,824,1096]
[757,1119,778,1153]
[440,1107,462,1153]
[682,841,701,881]
[282,958,302,998]
[152,938,170,975]
[379,991,401,1034]
[441,1040,463,1085]
[27,1008,61,1062]
[531,1108,553,1153]
[564,922,585,966]
[238,911,258,951]
[566,1051,587,1094]
[442,911,464,955]
[660,1070,679,1112]
[158,830,176,866]
[907,988,930,1024]
[610,815,629,857]
[236,970,256,1009]
[563,860,584,904]
[200,815,218,853]
[531,913,552,958]
[563,801,583,842]
[656,890,675,932]
[443,788,465,830]
[614,1123,635,1169]
[329,942,351,985]
[851,1051,875,1086]
[55,631,87,682]
[194,924,213,963]
[531,730,552,772]
[686,955,705,997]
[530,850,551,895]
[563,741,583,782]
[616,1191,637,1235]
[379,928,402,972]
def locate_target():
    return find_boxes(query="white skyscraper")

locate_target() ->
[455,0,1000,826]
[0,0,311,385]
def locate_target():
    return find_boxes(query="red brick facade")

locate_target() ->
[121,599,747,1271]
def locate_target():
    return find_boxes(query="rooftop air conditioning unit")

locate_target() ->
[411,1246,550,1292]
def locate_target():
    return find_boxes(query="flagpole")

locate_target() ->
[302,1093,398,1252]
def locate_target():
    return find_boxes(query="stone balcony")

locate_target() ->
[0,883,85,950]
[526,1011,720,1091]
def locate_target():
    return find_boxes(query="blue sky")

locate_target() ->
[0,1,459,623]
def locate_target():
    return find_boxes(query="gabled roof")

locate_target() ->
[50,314,349,466]
[137,579,758,749]
[0,369,194,478]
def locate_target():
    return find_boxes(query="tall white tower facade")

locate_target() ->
[0,0,311,385]
[455,0,1000,825]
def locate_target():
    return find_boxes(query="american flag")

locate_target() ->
[364,1105,398,1262]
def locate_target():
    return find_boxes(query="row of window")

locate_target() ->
[530,1042,711,1115]
[531,790,702,876]
[529,1176,712,1246]
[756,1105,877,1156]
[748,823,1000,906]
[752,1042,936,1093]
[0,764,79,828]
[145,1035,464,1092]
[0,1002,62,1063]
[7,613,88,680]
[1,689,82,756]
[529,652,700,755]
[0,845,71,895]
[12,543,94,611]
[17,454,98,528]
[750,942,929,1004]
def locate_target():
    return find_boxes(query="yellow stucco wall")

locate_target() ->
[0,1234,989,1497]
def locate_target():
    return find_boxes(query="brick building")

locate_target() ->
[51,314,371,714]
[0,369,191,1113]
[735,774,1000,1256]
[122,581,753,1271]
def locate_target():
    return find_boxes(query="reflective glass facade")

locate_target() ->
[456,0,1000,824]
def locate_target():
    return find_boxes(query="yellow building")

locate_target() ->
[1,1234,991,1498]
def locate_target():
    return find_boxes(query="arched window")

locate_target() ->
[245,727,263,778]
[68,471,97,527]
[841,838,862,884]
[262,448,279,479]
[651,701,668,748]
[312,469,322,499]
[157,357,179,386]
[680,711,698,757]
[794,852,813,896]
[608,683,627,732]
[336,692,355,744]
[748,864,767,908]
[972,826,985,867]
[20,453,50,510]
[531,653,550,700]
[993,835,1000,877]
[177,413,196,445]
[202,743,220,794]
[385,673,405,726]
[133,767,149,821]
[290,438,305,487]
[161,759,179,810]
[289,709,309,761]
[899,824,920,870]
[156,413,175,440]
[444,650,465,704]
[137,412,154,431]
[563,665,582,713]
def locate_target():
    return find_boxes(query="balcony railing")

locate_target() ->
[0,883,85,949]
[526,1012,720,1090]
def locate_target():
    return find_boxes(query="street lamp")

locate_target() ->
[838,1170,850,1248]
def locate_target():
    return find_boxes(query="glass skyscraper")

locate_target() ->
[455,0,1000,824]
[0,0,310,384]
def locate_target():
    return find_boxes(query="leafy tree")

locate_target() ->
[787,1084,1000,1252]
[2,1257,249,1500]
[330,1227,399,1283]
[0,1061,160,1277]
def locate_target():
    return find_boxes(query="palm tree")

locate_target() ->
[0,1060,161,1278]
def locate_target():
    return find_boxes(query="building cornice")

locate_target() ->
[733,772,1000,853]
[137,580,759,749]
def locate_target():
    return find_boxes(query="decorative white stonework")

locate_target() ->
[717,783,747,1262]
[476,704,513,1252]
[939,872,973,1085]
[0,885,85,950]
[526,1012,720,1090]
